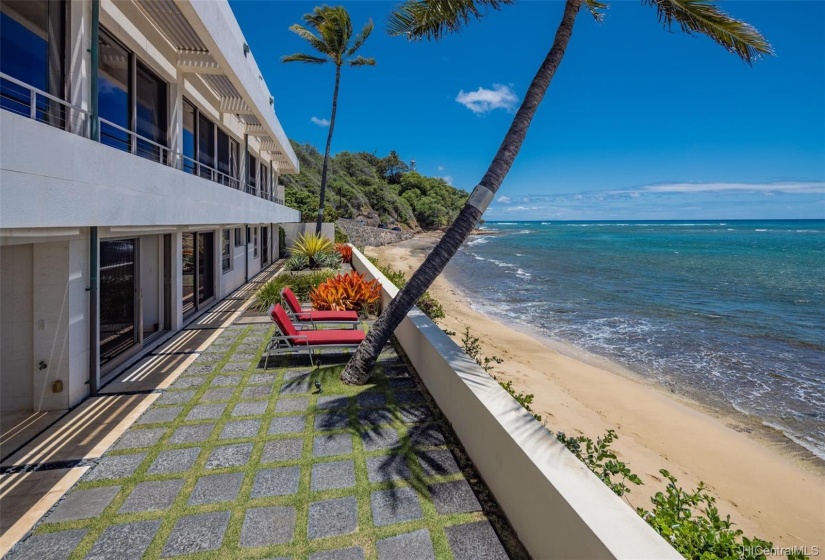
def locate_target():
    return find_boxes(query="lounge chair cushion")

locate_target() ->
[295,330,365,346]
[296,310,359,322]
[282,287,305,314]
[270,304,299,337]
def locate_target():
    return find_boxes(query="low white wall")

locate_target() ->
[282,223,335,254]
[351,247,680,560]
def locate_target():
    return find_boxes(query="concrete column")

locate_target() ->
[171,230,183,331]
[67,0,92,135]
[67,233,90,406]
[168,71,185,167]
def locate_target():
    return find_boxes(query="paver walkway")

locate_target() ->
[6,322,525,559]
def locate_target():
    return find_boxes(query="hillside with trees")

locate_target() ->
[282,141,469,231]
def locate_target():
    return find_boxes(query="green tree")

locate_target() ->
[283,6,376,234]
[340,0,772,385]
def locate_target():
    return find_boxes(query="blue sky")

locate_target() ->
[229,0,825,220]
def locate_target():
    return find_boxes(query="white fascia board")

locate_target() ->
[175,0,299,174]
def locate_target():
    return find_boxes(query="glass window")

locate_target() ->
[253,227,259,258]
[259,161,268,194]
[197,112,215,179]
[182,99,196,174]
[0,0,65,120]
[234,227,243,247]
[248,154,257,193]
[98,30,130,151]
[217,128,229,185]
[135,62,167,162]
[221,230,231,272]
[229,139,239,188]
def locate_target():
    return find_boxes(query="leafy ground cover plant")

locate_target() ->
[310,270,381,314]
[366,257,445,324]
[335,243,353,263]
[255,270,336,311]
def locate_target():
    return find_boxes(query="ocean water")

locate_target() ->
[445,220,825,459]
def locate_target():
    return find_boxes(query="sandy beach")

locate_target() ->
[368,233,825,550]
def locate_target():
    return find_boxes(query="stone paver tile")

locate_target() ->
[156,390,196,405]
[239,506,296,548]
[275,397,308,412]
[249,373,275,385]
[388,378,416,390]
[365,455,411,484]
[397,406,433,424]
[231,352,256,361]
[45,486,120,523]
[376,529,435,560]
[112,428,165,450]
[358,409,394,427]
[307,496,358,539]
[316,395,348,409]
[161,511,230,557]
[430,480,482,514]
[185,364,216,376]
[261,438,304,463]
[241,385,272,400]
[147,448,200,474]
[309,547,364,560]
[417,449,460,477]
[283,370,311,380]
[211,374,243,386]
[119,479,185,513]
[313,434,352,457]
[370,488,423,527]
[220,419,262,440]
[361,427,401,452]
[84,453,145,481]
[169,376,205,389]
[189,473,244,505]
[314,412,349,431]
[135,406,182,425]
[311,460,355,491]
[86,520,161,560]
[232,401,268,417]
[279,380,310,395]
[357,392,387,408]
[168,423,215,444]
[382,365,409,378]
[268,415,307,435]
[186,403,226,421]
[6,529,87,560]
[393,391,425,405]
[250,466,301,498]
[200,388,235,402]
[205,443,253,469]
[408,425,446,447]
[444,521,508,560]
[222,363,250,372]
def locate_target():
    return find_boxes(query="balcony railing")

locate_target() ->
[1,72,281,205]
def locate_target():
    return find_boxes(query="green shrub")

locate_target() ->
[367,256,445,324]
[284,254,309,271]
[335,226,349,243]
[278,227,286,257]
[555,429,642,496]
[254,270,336,311]
[314,250,343,269]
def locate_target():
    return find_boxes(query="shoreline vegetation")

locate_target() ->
[367,231,825,551]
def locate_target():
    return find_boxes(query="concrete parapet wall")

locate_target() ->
[350,246,680,560]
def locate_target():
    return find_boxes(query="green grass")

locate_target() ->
[31,325,527,560]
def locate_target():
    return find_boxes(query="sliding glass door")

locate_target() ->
[183,232,215,318]
[100,239,138,368]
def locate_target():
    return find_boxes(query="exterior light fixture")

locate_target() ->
[243,42,249,57]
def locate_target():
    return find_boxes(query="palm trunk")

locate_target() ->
[341,0,583,385]
[317,65,341,234]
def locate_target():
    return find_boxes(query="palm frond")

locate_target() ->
[585,0,608,22]
[387,0,515,41]
[347,20,375,57]
[348,56,376,67]
[645,0,773,64]
[282,53,328,65]
[288,24,330,56]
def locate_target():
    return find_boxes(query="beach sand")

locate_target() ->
[368,233,825,550]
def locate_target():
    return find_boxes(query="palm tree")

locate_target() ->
[283,6,375,234]
[340,0,772,385]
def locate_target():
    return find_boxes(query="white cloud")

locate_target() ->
[310,116,330,127]
[624,181,825,195]
[455,84,518,114]
[497,195,511,204]
[440,176,454,186]
[437,165,445,171]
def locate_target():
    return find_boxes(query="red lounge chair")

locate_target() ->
[280,287,359,327]
[264,304,364,368]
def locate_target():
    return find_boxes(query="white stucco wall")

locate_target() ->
[0,112,300,230]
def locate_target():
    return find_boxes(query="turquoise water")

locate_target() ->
[445,220,825,458]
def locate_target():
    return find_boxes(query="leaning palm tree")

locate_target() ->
[283,6,375,234]
[340,0,772,385]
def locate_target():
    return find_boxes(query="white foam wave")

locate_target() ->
[755,229,768,232]
[488,259,515,268]
[466,236,490,247]
[494,222,518,225]
[516,269,532,279]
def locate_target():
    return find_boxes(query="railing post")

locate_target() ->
[30,89,37,120]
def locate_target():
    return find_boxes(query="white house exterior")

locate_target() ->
[0,0,300,420]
